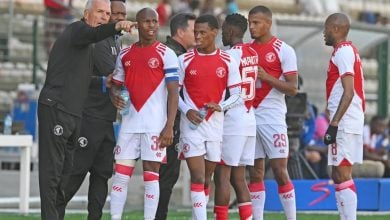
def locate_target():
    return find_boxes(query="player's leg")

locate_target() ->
[110,133,139,220]
[204,141,222,205]
[141,133,166,220]
[248,129,267,220]
[329,131,362,220]
[180,138,207,220]
[214,164,231,220]
[231,136,255,220]
[266,125,296,220]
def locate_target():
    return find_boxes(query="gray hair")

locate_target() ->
[85,0,110,10]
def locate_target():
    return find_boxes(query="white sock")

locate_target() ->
[335,179,357,220]
[278,182,296,220]
[110,164,134,219]
[335,191,346,220]
[191,183,207,220]
[144,171,160,220]
[249,182,265,220]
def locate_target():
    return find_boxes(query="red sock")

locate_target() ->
[214,205,228,220]
[238,202,252,220]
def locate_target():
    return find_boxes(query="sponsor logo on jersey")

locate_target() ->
[125,60,131,67]
[148,57,159,68]
[78,137,88,148]
[53,125,63,136]
[216,67,226,78]
[265,52,276,63]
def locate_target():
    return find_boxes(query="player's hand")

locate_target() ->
[159,125,173,148]
[106,74,113,89]
[324,125,338,145]
[257,66,268,81]
[186,109,203,124]
[205,102,222,112]
[115,21,137,33]
[112,92,126,110]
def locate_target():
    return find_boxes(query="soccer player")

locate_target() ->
[109,8,179,220]
[248,5,298,220]
[214,13,257,220]
[177,14,242,219]
[156,13,196,220]
[323,13,365,220]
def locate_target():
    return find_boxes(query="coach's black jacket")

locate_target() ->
[39,20,120,117]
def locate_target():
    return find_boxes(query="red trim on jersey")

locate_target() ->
[340,72,354,78]
[112,78,123,85]
[115,164,134,176]
[228,83,241,88]
[284,71,297,76]
[278,182,294,194]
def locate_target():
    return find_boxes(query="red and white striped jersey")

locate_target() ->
[326,41,365,134]
[250,37,298,125]
[179,48,241,141]
[224,43,258,136]
[113,41,179,133]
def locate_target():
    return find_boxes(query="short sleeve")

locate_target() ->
[163,48,179,82]
[280,43,298,75]
[334,46,355,77]
[227,55,242,88]
[112,49,126,84]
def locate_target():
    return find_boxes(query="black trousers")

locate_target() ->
[156,114,181,220]
[57,115,115,220]
[38,102,80,220]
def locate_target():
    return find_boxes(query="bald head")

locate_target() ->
[323,13,351,46]
[136,7,158,22]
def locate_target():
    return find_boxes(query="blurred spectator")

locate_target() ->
[44,0,74,55]
[200,0,216,15]
[225,0,238,15]
[353,116,388,178]
[301,105,329,178]
[156,0,172,26]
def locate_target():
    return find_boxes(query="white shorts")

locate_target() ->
[328,130,363,166]
[114,132,166,163]
[222,135,255,166]
[178,137,222,162]
[254,124,289,159]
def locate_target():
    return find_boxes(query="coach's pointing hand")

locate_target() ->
[115,21,137,33]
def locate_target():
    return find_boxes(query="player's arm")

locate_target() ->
[159,50,179,147]
[330,75,354,126]
[258,67,298,96]
[109,53,126,109]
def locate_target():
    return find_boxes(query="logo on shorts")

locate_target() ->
[53,125,63,136]
[78,137,88,148]
[265,52,276,63]
[156,152,162,158]
[148,58,159,68]
[182,143,190,153]
[114,145,121,155]
[216,67,226,78]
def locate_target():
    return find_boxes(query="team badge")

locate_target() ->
[182,143,190,153]
[216,67,226,78]
[114,145,121,155]
[53,125,63,136]
[148,58,159,68]
[78,137,88,148]
[265,52,276,62]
